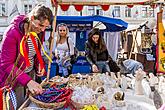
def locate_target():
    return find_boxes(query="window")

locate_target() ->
[125,7,131,17]
[0,35,2,41]
[113,6,120,17]
[0,3,6,16]
[24,4,32,14]
[88,6,95,15]
[142,6,155,18]
[96,6,103,15]
[142,6,148,18]
[148,7,155,17]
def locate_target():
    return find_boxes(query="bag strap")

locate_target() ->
[66,37,70,53]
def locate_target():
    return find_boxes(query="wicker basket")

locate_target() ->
[71,99,95,109]
[29,80,68,109]
[22,107,49,110]
[29,94,66,109]
[41,80,67,87]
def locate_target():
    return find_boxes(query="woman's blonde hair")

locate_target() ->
[56,23,69,44]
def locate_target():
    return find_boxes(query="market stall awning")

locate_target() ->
[55,0,157,5]
[51,0,159,11]
[56,15,128,32]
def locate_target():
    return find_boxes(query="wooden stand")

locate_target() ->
[129,29,140,60]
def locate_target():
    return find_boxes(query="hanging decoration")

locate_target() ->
[50,0,157,11]
[74,5,84,11]
[157,10,165,73]
[138,2,145,5]
[0,86,17,110]
[60,4,70,11]
[101,5,110,11]
[127,5,134,8]
[51,0,157,6]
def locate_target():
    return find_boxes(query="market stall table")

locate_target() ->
[19,88,157,110]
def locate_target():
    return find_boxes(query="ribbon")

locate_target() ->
[5,92,10,110]
[20,32,52,75]
[9,90,17,110]
[20,35,30,67]
[30,33,45,74]
[0,88,3,110]
[29,32,52,63]
[82,105,99,110]
[0,86,17,110]
[34,87,71,103]
[2,89,6,110]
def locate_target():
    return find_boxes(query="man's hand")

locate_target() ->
[27,80,43,95]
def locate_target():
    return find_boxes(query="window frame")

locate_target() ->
[24,4,33,14]
[0,2,6,17]
[113,6,120,17]
[125,6,131,17]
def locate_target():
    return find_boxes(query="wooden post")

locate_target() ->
[129,29,138,59]
[46,5,58,81]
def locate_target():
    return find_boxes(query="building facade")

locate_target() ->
[0,0,48,40]
[0,0,163,40]
[57,5,160,25]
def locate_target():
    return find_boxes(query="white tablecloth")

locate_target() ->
[24,89,157,110]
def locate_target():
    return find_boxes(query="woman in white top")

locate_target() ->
[53,23,74,77]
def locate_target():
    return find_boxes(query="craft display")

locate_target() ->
[71,86,96,109]
[27,72,158,109]
[141,78,151,97]
[148,73,158,86]
[141,33,152,53]
[97,73,117,88]
[126,104,144,110]
[120,75,128,91]
[158,76,165,94]
[68,73,104,90]
[29,80,72,109]
[134,69,145,95]
[67,73,89,88]
[95,91,111,109]
[95,86,105,94]
[112,91,125,107]
[49,76,69,85]
[125,77,132,89]
[87,75,104,91]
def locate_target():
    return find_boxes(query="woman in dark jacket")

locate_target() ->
[85,28,110,73]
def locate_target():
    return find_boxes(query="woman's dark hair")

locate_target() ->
[28,4,53,23]
[88,28,107,52]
